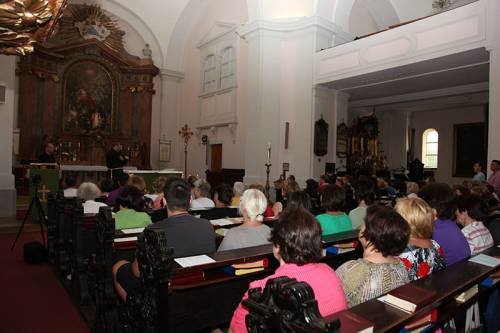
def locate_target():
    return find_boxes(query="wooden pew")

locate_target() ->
[323,246,500,332]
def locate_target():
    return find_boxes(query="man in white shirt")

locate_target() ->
[190,179,215,209]
[63,176,78,198]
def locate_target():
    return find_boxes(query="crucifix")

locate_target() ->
[37,185,50,203]
[179,124,194,178]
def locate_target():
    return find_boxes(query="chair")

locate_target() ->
[243,276,340,333]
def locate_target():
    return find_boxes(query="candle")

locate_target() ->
[266,142,271,164]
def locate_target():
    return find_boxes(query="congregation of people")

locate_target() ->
[60,160,500,332]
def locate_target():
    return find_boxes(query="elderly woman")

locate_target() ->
[218,189,271,251]
[336,205,410,307]
[114,185,152,230]
[396,197,446,280]
[230,181,246,206]
[77,182,108,214]
[229,207,347,333]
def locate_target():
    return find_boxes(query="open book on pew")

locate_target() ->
[378,284,437,313]
[468,253,500,267]
[222,259,269,276]
[210,218,235,227]
[327,309,373,333]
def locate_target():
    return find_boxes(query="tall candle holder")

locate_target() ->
[265,162,272,198]
[178,124,193,178]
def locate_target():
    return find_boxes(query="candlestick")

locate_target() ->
[266,142,271,164]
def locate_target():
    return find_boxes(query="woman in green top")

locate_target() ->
[316,184,352,235]
[114,185,152,230]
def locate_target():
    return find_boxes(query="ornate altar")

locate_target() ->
[346,113,387,177]
[17,4,158,169]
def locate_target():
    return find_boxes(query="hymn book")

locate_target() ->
[327,309,373,333]
[380,284,437,313]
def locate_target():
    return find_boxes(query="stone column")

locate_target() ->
[239,17,341,187]
[0,55,16,218]
[158,69,184,171]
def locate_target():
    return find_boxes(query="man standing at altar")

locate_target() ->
[106,143,129,185]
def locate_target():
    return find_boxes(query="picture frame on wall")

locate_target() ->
[0,84,6,104]
[159,139,172,162]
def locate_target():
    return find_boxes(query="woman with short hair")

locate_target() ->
[218,189,271,251]
[114,185,152,230]
[316,184,352,235]
[336,205,410,307]
[396,197,446,280]
[77,182,108,214]
[229,207,347,333]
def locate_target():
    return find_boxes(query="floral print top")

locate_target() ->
[399,239,446,281]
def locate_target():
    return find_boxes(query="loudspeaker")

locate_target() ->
[325,163,335,174]
[23,241,47,264]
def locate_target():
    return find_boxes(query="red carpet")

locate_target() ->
[0,232,90,333]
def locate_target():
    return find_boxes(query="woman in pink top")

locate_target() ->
[229,207,347,333]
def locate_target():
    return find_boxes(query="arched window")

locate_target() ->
[422,128,438,168]
[203,54,217,93]
[219,47,235,89]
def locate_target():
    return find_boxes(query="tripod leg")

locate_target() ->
[35,198,47,247]
[11,196,36,251]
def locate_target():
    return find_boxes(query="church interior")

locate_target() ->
[1,0,500,332]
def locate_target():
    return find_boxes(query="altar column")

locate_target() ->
[0,55,16,217]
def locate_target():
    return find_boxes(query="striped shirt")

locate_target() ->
[461,221,494,255]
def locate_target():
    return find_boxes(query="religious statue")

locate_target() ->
[142,43,152,58]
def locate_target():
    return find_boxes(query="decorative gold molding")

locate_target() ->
[0,0,66,55]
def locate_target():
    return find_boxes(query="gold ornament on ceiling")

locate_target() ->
[0,0,66,55]
[54,4,125,53]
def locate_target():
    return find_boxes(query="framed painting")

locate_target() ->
[62,60,116,134]
[314,118,328,156]
[453,122,487,177]
[159,140,172,162]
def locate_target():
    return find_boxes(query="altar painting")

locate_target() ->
[62,61,115,134]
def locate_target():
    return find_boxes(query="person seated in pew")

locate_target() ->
[349,177,375,229]
[395,197,446,280]
[112,177,216,301]
[107,173,129,206]
[218,189,271,251]
[77,182,108,214]
[191,178,215,209]
[316,184,352,236]
[272,180,301,216]
[200,184,239,220]
[63,176,78,198]
[287,190,313,213]
[147,176,167,210]
[95,177,115,204]
[248,184,275,218]
[336,205,410,307]
[127,175,153,210]
[418,183,471,266]
[229,207,347,333]
[456,194,494,255]
[230,181,246,206]
[114,185,152,230]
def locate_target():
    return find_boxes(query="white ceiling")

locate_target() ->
[325,48,489,103]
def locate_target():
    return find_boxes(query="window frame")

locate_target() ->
[422,128,439,169]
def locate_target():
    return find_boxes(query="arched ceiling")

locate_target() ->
[92,0,464,69]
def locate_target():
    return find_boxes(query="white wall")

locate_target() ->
[411,106,485,185]
[376,109,408,170]
[0,55,16,217]
[174,0,248,177]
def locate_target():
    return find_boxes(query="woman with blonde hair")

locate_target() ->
[218,189,271,251]
[395,197,446,280]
